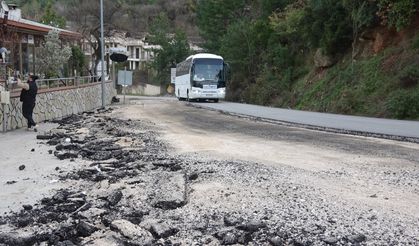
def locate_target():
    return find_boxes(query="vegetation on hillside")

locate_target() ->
[196,0,419,119]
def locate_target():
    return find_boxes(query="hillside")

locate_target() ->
[293,21,419,120]
[195,0,419,120]
[15,0,199,39]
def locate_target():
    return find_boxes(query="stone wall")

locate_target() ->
[0,82,116,131]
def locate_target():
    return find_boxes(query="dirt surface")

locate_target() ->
[0,97,418,245]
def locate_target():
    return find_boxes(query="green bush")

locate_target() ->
[377,0,417,31]
[386,89,419,119]
[413,35,419,50]
[69,46,86,76]
[399,65,419,88]
[301,0,353,55]
[334,88,363,114]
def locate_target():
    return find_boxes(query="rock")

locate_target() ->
[188,172,199,181]
[22,205,33,211]
[55,143,80,151]
[56,203,79,213]
[152,172,187,210]
[107,190,123,206]
[236,220,266,232]
[48,150,53,154]
[30,148,35,152]
[18,165,25,171]
[0,230,36,245]
[221,232,237,245]
[6,180,17,185]
[214,229,240,245]
[152,160,182,170]
[150,222,178,239]
[237,232,252,244]
[54,151,78,160]
[314,48,335,68]
[291,239,305,246]
[36,134,54,140]
[78,208,107,219]
[76,221,98,237]
[47,138,60,145]
[110,219,153,245]
[323,236,339,245]
[269,236,284,246]
[111,96,120,103]
[347,234,366,243]
[79,231,124,245]
[57,240,77,246]
[224,215,243,226]
[53,190,70,202]
[17,216,33,227]
[126,210,147,225]
[90,151,113,161]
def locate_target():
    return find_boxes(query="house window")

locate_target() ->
[136,48,139,59]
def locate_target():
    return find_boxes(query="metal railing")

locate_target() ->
[36,76,100,90]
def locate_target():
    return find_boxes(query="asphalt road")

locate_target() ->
[194,101,419,141]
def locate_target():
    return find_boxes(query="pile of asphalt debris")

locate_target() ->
[0,107,418,245]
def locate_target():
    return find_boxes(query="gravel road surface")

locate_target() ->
[0,97,418,245]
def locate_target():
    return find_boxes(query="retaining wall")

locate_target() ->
[0,82,116,131]
[122,83,162,96]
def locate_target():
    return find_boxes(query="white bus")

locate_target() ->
[175,53,227,102]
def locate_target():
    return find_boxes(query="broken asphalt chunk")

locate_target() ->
[152,172,187,210]
[107,190,123,206]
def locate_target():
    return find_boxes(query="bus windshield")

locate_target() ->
[193,59,224,83]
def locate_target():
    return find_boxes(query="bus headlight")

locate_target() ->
[219,88,226,94]
[192,89,201,94]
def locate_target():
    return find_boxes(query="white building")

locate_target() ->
[82,33,159,74]
[106,34,159,70]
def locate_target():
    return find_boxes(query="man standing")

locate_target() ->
[17,75,38,131]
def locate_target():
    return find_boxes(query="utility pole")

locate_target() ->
[100,0,105,108]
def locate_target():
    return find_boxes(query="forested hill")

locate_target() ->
[16,0,419,120]
[195,0,419,120]
[14,0,199,39]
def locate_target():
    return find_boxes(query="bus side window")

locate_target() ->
[224,62,231,81]
[190,64,195,81]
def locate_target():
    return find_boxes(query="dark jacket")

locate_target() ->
[20,82,38,105]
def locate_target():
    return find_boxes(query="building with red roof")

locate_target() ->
[0,1,81,82]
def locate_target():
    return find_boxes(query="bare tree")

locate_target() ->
[61,0,124,75]
[60,0,200,75]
